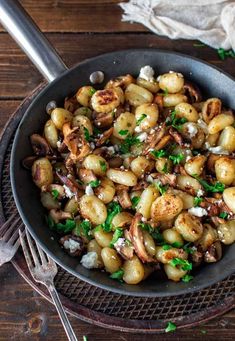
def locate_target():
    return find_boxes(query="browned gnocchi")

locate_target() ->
[25,65,235,285]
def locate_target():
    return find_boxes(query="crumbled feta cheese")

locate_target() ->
[90,142,95,149]
[141,216,147,222]
[114,238,126,251]
[138,132,148,142]
[106,146,115,155]
[169,70,184,77]
[188,207,208,217]
[56,141,62,148]
[185,149,193,161]
[197,189,204,197]
[63,185,74,198]
[81,251,99,269]
[208,146,229,155]
[85,185,94,196]
[134,125,142,133]
[114,145,119,152]
[147,175,154,183]
[187,123,198,137]
[204,142,211,149]
[64,239,81,253]
[150,128,155,134]
[197,119,208,134]
[139,65,155,82]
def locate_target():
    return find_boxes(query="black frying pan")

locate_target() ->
[1,0,234,297]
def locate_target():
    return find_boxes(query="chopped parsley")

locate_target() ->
[183,242,195,254]
[170,258,192,271]
[217,48,235,60]
[131,196,140,209]
[74,220,92,240]
[219,212,229,219]
[110,228,123,248]
[172,241,183,248]
[119,134,141,154]
[118,129,129,136]
[150,149,167,158]
[161,163,168,173]
[193,175,225,193]
[93,126,101,137]
[46,217,76,234]
[136,114,147,126]
[155,181,168,195]
[110,268,124,281]
[139,223,164,244]
[89,179,101,188]
[166,110,187,130]
[165,321,176,333]
[182,274,194,283]
[163,87,169,96]
[51,189,59,200]
[162,244,172,250]
[169,153,184,165]
[99,160,107,173]
[83,127,91,142]
[193,197,203,207]
[89,87,96,96]
[100,202,122,232]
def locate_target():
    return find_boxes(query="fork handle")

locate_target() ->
[47,283,78,341]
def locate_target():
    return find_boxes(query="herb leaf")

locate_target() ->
[54,219,76,234]
[136,114,147,126]
[165,321,176,333]
[169,153,184,165]
[119,134,141,154]
[99,160,107,173]
[89,179,101,188]
[131,196,140,209]
[183,242,195,254]
[182,274,194,283]
[217,48,235,60]
[155,181,168,195]
[172,241,183,248]
[119,129,129,136]
[100,202,122,232]
[166,110,187,130]
[139,223,164,244]
[110,268,124,281]
[219,212,229,219]
[89,87,96,96]
[193,175,225,193]
[51,189,59,200]
[74,220,92,240]
[170,258,192,271]
[193,197,203,207]
[83,127,91,142]
[161,163,168,173]
[150,149,167,158]
[163,244,172,250]
[110,228,123,248]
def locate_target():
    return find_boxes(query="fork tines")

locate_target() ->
[0,212,24,247]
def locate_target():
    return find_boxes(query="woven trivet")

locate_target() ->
[0,84,234,333]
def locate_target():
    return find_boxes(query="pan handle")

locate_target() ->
[0,0,68,82]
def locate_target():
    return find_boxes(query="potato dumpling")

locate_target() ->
[175,103,199,122]
[137,185,159,219]
[184,155,206,177]
[208,114,234,134]
[123,255,145,284]
[76,85,95,107]
[112,212,133,229]
[151,194,183,222]
[130,156,153,178]
[51,108,73,130]
[125,83,153,107]
[87,239,104,267]
[217,220,235,245]
[155,246,187,264]
[163,93,188,107]
[135,103,159,131]
[94,178,115,204]
[91,87,122,113]
[94,227,113,248]
[195,224,217,251]
[218,126,235,152]
[215,157,235,185]
[79,195,107,225]
[32,158,53,188]
[223,187,235,213]
[113,112,136,139]
[164,264,187,282]
[158,72,184,93]
[72,115,93,135]
[106,169,137,187]
[162,228,184,246]
[136,77,159,93]
[44,119,59,148]
[175,212,203,242]
[101,247,122,273]
[83,154,108,176]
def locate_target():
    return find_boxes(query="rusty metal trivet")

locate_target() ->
[0,84,234,333]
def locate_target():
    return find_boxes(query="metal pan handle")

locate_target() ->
[0,0,68,82]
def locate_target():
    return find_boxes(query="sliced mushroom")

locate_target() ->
[56,172,82,200]
[63,123,90,162]
[60,235,84,257]
[202,98,222,124]
[95,127,114,147]
[94,111,114,128]
[105,74,135,89]
[114,237,134,260]
[116,185,132,209]
[190,249,203,267]
[108,156,123,168]
[143,124,167,154]
[49,209,72,224]
[204,241,222,263]
[151,173,177,187]
[183,81,202,103]
[132,179,148,191]
[129,214,156,263]
[30,134,52,156]
[78,168,97,184]
[168,127,184,146]
[64,95,80,113]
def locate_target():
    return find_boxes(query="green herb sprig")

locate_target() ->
[110,268,124,281]
[165,321,176,333]
[110,228,124,248]
[170,258,192,271]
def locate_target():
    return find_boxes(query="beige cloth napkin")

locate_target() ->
[119,0,235,50]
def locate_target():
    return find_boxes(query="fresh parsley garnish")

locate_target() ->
[89,87,96,96]
[217,48,235,60]
[83,127,91,141]
[194,197,203,207]
[150,149,167,158]
[169,153,184,165]
[139,223,164,244]
[110,228,124,248]
[193,175,225,193]
[155,181,168,195]
[100,202,122,232]
[119,134,141,154]
[51,189,59,200]
[110,268,124,281]
[162,244,172,250]
[136,114,147,126]
[47,218,76,234]
[219,212,229,219]
[118,129,129,136]
[182,274,194,283]
[89,179,101,188]
[165,321,176,333]
[161,163,168,173]
[99,160,107,173]
[131,196,140,209]
[172,241,183,248]
[170,258,192,271]
[183,242,195,254]
[74,220,92,240]
[93,126,101,137]
[166,110,187,130]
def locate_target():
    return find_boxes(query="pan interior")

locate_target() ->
[10,49,235,297]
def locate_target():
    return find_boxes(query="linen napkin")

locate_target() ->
[119,0,235,51]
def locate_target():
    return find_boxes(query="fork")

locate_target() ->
[19,229,77,341]
[0,212,24,267]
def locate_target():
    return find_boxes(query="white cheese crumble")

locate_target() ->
[138,132,148,142]
[63,185,74,199]
[56,141,62,148]
[208,146,229,155]
[64,239,81,253]
[197,189,204,197]
[187,123,198,137]
[81,251,99,269]
[139,65,155,82]
[90,142,95,150]
[114,238,126,251]
[197,119,208,134]
[169,70,184,77]
[106,146,115,155]
[204,142,211,149]
[134,125,142,133]
[188,207,208,217]
[114,145,119,152]
[85,185,94,196]
[146,175,154,183]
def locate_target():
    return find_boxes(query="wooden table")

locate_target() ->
[0,1,234,340]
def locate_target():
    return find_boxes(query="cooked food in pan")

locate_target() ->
[24,66,235,285]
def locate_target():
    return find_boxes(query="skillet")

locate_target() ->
[1,0,234,297]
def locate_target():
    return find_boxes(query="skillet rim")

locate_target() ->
[10,48,235,297]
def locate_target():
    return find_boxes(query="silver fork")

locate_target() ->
[0,212,24,266]
[19,229,77,341]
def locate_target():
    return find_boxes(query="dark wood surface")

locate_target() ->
[0,1,234,339]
